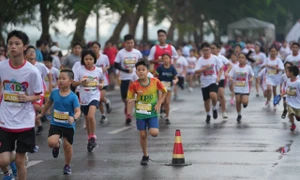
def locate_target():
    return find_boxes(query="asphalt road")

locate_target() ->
[1,86,300,180]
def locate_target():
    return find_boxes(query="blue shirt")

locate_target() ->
[50,89,80,130]
[156,65,178,86]
[36,49,43,62]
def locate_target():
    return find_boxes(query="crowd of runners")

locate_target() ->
[0,29,300,179]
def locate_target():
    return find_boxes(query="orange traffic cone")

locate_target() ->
[166,129,192,166]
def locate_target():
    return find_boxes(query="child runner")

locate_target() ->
[285,42,300,68]
[229,53,254,123]
[173,48,187,100]
[36,69,80,175]
[155,53,179,124]
[282,65,300,131]
[26,45,53,135]
[260,46,284,109]
[251,43,266,97]
[0,30,43,180]
[92,42,112,123]
[127,60,167,165]
[72,49,104,152]
[114,34,143,124]
[186,49,197,92]
[280,62,293,119]
[195,42,224,123]
[228,53,239,105]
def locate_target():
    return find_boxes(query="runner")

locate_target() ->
[173,48,187,100]
[280,62,293,119]
[72,49,104,152]
[25,45,53,135]
[279,40,291,61]
[0,30,43,180]
[285,42,300,68]
[194,42,224,123]
[186,49,197,92]
[155,53,178,124]
[229,53,254,123]
[282,65,300,131]
[36,69,80,175]
[211,42,232,118]
[228,53,239,105]
[148,29,178,74]
[251,43,266,97]
[258,67,268,99]
[127,60,167,165]
[92,42,112,123]
[61,42,82,70]
[260,46,284,109]
[114,34,143,124]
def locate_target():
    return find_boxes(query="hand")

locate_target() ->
[216,77,220,83]
[68,116,75,124]
[225,72,229,78]
[81,78,89,86]
[128,68,133,74]
[98,83,104,89]
[154,103,161,113]
[102,67,107,73]
[173,80,178,85]
[18,94,30,102]
[35,114,43,121]
[205,64,211,69]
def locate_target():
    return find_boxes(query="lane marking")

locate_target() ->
[108,126,134,134]
[0,160,43,174]
[171,108,179,112]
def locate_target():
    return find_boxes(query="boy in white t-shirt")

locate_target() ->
[229,53,254,123]
[173,48,187,100]
[195,43,224,124]
[0,30,43,179]
[114,34,143,124]
[282,65,300,131]
[285,42,300,68]
[280,62,293,119]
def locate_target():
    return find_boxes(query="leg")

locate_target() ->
[235,94,242,114]
[84,115,90,135]
[0,152,14,169]
[272,85,277,98]
[241,95,249,107]
[48,134,61,148]
[256,77,260,95]
[218,87,226,113]
[63,138,73,166]
[139,130,148,156]
[165,91,172,118]
[87,105,97,136]
[266,84,272,102]
[204,99,211,113]
[15,153,26,180]
[230,84,235,101]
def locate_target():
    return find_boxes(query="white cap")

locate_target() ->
[50,46,61,52]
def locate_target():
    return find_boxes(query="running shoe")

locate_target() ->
[230,99,234,105]
[188,87,193,92]
[206,115,211,124]
[165,118,171,125]
[281,110,287,119]
[126,114,132,125]
[222,112,228,119]
[290,124,296,131]
[265,101,270,108]
[63,164,72,175]
[237,115,242,123]
[105,99,112,113]
[36,126,43,136]
[52,139,62,158]
[140,156,149,165]
[256,94,259,97]
[100,115,108,123]
[3,174,14,180]
[9,162,17,177]
[213,110,218,119]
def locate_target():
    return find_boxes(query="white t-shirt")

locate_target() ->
[280,46,291,60]
[72,61,83,93]
[195,55,223,88]
[242,48,255,54]
[174,56,188,76]
[0,60,43,130]
[229,65,254,94]
[285,78,300,109]
[148,44,179,61]
[51,55,61,70]
[258,68,267,91]
[251,52,267,68]
[186,56,197,73]
[34,61,50,85]
[132,72,154,82]
[285,54,300,68]
[95,53,110,86]
[74,66,104,105]
[218,54,229,80]
[229,61,239,73]
[45,67,59,90]
[220,47,226,55]
[262,57,284,86]
[114,48,143,80]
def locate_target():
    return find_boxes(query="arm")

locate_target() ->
[173,75,179,85]
[114,62,131,73]
[194,65,210,74]
[148,46,156,64]
[37,99,53,117]
[47,73,53,92]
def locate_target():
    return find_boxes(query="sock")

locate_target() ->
[213,105,217,110]
[91,134,97,139]
[206,112,211,116]
[106,99,109,104]
[238,111,241,115]
[88,135,91,140]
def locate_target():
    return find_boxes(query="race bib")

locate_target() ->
[83,80,97,90]
[162,81,171,88]
[175,64,181,72]
[45,91,50,98]
[268,69,277,75]
[3,91,24,106]
[235,81,246,87]
[53,109,69,123]
[136,103,152,115]
[124,58,136,69]
[287,89,297,96]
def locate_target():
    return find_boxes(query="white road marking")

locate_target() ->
[108,126,134,134]
[171,108,179,112]
[0,160,43,174]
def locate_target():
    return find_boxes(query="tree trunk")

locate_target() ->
[142,10,148,42]
[96,11,100,42]
[0,19,4,46]
[107,12,130,44]
[199,21,204,42]
[39,1,52,43]
[71,10,91,45]
[128,2,143,39]
[177,25,185,46]
[167,22,176,41]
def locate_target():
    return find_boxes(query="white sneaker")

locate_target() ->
[222,112,228,119]
[265,101,270,108]
[188,87,193,92]
[83,120,86,129]
[100,115,108,123]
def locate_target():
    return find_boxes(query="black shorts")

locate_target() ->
[81,100,99,115]
[102,86,108,91]
[0,128,35,153]
[218,80,225,88]
[235,93,250,96]
[108,66,115,74]
[120,80,131,100]
[201,83,218,101]
[48,125,74,145]
[71,84,76,93]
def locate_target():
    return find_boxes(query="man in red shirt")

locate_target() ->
[103,41,118,89]
[148,29,178,74]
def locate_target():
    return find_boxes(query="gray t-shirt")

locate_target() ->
[62,54,81,69]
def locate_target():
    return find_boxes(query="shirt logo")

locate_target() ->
[3,80,28,92]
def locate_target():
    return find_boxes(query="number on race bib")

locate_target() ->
[136,103,152,115]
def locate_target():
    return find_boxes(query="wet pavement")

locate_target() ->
[2,86,300,180]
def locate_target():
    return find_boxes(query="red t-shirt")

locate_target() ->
[103,47,118,65]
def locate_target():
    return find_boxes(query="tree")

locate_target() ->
[0,0,38,45]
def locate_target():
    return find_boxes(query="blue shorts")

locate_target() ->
[81,100,99,116]
[136,117,159,130]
